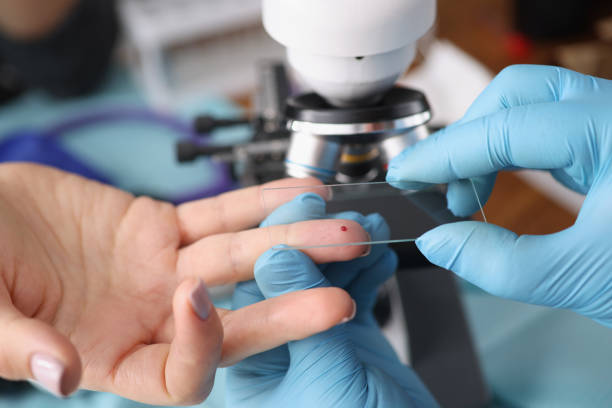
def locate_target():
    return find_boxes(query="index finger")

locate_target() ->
[218,287,355,367]
[176,177,329,245]
[177,218,370,287]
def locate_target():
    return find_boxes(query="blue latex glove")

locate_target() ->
[227,193,438,407]
[387,65,612,327]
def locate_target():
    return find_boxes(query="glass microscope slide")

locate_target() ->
[262,181,486,250]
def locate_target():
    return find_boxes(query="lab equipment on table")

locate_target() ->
[119,0,284,107]
[0,106,234,204]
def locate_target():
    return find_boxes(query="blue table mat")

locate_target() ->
[0,67,250,200]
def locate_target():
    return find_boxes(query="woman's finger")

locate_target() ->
[176,219,370,286]
[218,286,354,367]
[0,285,81,397]
[176,177,327,245]
[104,278,223,405]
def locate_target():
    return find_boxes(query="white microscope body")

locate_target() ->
[261,0,438,182]
[262,0,436,107]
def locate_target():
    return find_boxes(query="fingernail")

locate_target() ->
[189,279,212,321]
[30,353,68,398]
[341,300,357,324]
[360,232,372,257]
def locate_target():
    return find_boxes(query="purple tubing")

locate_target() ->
[41,107,236,202]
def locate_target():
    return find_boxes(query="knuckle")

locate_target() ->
[132,196,173,216]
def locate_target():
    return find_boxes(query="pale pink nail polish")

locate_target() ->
[359,246,372,258]
[341,300,357,324]
[30,353,67,398]
[189,279,212,320]
[359,232,372,258]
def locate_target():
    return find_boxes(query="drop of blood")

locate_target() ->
[341,226,348,232]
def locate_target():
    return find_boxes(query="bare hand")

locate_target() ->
[0,164,366,405]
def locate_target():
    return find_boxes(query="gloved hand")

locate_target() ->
[387,64,612,327]
[227,193,438,407]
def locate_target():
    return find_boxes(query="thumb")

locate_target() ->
[0,287,81,397]
[163,278,223,405]
[416,221,573,307]
[97,278,222,405]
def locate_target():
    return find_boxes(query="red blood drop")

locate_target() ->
[505,32,532,62]
[341,226,348,232]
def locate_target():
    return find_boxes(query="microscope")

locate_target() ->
[179,0,434,185]
[179,1,490,406]
[264,0,433,183]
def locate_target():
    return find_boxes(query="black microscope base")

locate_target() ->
[397,265,490,408]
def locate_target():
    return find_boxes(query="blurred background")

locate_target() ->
[4,0,612,227]
[1,0,612,407]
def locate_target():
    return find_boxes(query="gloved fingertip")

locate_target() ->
[446,198,480,218]
[417,221,513,282]
[386,165,409,185]
[415,223,469,272]
[387,149,409,171]
[255,246,329,298]
[255,246,305,271]
[446,177,495,217]
[261,192,326,227]
[385,178,430,191]
[386,139,432,178]
[297,192,326,206]
[364,213,390,242]
[414,230,436,259]
[232,280,265,309]
[386,178,404,190]
[386,148,434,191]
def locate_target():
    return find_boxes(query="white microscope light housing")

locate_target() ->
[263,0,436,107]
